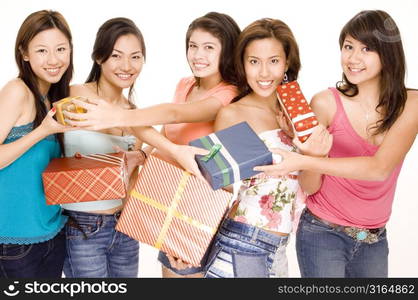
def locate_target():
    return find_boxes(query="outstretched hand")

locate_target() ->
[63,98,124,130]
[254,148,304,176]
[171,145,209,181]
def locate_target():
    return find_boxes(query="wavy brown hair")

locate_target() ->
[336,10,407,135]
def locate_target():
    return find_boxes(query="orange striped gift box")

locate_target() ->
[277,81,319,142]
[115,154,232,267]
[42,152,128,205]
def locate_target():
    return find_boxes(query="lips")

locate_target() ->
[116,73,133,80]
[257,80,274,89]
[45,67,61,76]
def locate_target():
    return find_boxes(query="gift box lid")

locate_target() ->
[43,152,125,172]
[189,121,272,189]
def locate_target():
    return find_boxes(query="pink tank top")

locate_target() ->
[306,88,403,228]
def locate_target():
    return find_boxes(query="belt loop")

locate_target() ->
[251,227,260,242]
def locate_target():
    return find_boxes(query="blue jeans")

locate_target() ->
[204,218,289,278]
[0,228,66,278]
[296,209,388,277]
[63,210,139,278]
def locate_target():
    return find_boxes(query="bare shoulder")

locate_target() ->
[0,79,30,106]
[310,89,336,126]
[70,83,97,98]
[214,102,244,130]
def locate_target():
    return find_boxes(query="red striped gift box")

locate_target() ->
[115,154,232,267]
[277,81,319,142]
[42,152,128,205]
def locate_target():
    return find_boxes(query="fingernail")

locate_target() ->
[51,107,56,113]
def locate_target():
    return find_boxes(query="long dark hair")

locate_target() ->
[336,10,407,135]
[15,10,73,153]
[233,18,301,102]
[186,12,241,86]
[86,17,146,106]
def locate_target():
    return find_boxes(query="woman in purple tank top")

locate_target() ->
[255,10,418,277]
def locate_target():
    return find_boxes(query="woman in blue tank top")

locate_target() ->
[0,10,74,278]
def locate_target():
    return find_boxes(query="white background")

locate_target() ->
[0,0,416,277]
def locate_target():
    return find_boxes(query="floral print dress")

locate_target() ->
[233,129,301,234]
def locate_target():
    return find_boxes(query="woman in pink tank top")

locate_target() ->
[256,10,418,277]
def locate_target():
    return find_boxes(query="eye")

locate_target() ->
[205,45,214,50]
[132,54,142,60]
[362,46,371,52]
[57,47,67,52]
[111,53,120,59]
[36,49,47,54]
[188,44,197,49]
[343,44,353,50]
[249,59,258,65]
[271,58,279,64]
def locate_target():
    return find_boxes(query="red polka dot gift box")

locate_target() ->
[276,81,319,142]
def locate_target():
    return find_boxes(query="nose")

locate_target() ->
[259,62,269,78]
[121,57,132,71]
[348,48,361,63]
[47,52,59,65]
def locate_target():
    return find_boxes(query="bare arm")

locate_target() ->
[64,96,225,130]
[255,91,418,181]
[297,90,335,194]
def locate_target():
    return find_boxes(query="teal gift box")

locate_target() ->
[189,122,272,190]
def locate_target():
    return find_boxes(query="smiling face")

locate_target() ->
[244,38,288,99]
[187,29,222,82]
[99,33,144,89]
[24,28,71,94]
[341,35,382,86]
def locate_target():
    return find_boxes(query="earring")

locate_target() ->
[282,72,289,84]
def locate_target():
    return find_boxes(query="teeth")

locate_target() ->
[117,74,131,79]
[258,81,272,86]
[349,67,363,72]
[46,68,59,73]
[194,63,207,68]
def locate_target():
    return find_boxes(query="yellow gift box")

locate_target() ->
[53,96,87,125]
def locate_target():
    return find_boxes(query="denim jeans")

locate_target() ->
[0,228,66,278]
[204,218,289,278]
[296,209,388,278]
[63,210,139,278]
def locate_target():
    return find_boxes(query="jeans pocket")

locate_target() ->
[0,244,33,260]
[232,251,269,278]
[66,218,102,240]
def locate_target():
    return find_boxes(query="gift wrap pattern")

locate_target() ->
[189,122,272,190]
[116,155,232,266]
[277,81,318,142]
[42,152,127,205]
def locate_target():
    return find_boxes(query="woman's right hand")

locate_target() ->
[40,108,76,135]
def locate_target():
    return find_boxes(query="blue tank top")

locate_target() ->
[0,122,67,244]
